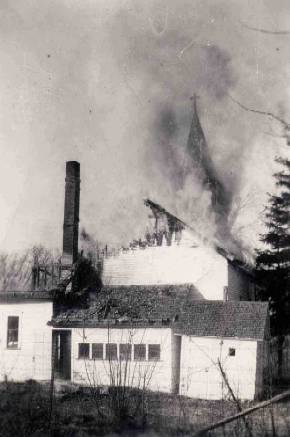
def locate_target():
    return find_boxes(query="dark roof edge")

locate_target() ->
[49,320,172,329]
[174,332,265,341]
[49,320,266,340]
[0,291,53,302]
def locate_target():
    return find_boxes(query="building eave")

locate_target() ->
[0,291,54,302]
[174,332,265,342]
[49,320,266,342]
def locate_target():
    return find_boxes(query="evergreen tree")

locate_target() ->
[256,156,290,376]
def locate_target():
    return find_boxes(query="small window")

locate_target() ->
[229,348,236,357]
[106,343,117,361]
[92,343,103,360]
[148,344,160,361]
[120,344,132,361]
[7,316,19,349]
[78,343,89,359]
[134,344,146,361]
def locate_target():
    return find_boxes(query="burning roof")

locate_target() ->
[142,198,253,272]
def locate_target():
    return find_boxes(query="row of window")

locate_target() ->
[5,315,237,360]
[78,343,161,361]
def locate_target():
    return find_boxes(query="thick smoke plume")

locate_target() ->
[0,0,289,257]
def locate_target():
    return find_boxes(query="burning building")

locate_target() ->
[102,198,256,300]
[102,101,256,301]
[0,104,274,399]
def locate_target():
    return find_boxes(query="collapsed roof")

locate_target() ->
[51,285,268,340]
[143,198,253,275]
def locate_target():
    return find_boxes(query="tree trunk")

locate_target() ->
[277,334,285,379]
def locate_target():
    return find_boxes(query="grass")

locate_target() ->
[0,381,290,436]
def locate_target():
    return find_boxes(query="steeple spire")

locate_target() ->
[187,94,206,167]
[186,96,230,216]
[192,93,199,113]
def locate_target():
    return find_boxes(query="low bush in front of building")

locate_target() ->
[1,380,290,436]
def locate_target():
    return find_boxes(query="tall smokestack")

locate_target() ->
[62,161,80,265]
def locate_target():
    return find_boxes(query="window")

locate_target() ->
[229,348,236,357]
[134,344,146,361]
[120,344,132,361]
[106,343,117,361]
[7,316,19,349]
[92,343,103,360]
[78,343,89,359]
[148,344,160,361]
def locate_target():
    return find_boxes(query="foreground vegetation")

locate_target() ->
[0,380,290,436]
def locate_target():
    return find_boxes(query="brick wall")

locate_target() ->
[62,161,80,265]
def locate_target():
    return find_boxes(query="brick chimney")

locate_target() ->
[62,161,80,266]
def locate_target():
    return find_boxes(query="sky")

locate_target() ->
[0,0,289,255]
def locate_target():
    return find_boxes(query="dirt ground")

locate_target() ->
[0,380,290,436]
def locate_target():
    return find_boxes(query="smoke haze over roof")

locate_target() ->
[0,0,289,254]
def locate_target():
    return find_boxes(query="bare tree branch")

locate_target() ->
[217,359,254,437]
[195,388,290,436]
[228,94,290,129]
[240,21,290,35]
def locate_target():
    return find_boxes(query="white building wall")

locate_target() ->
[180,336,259,400]
[0,301,53,381]
[103,241,228,300]
[70,327,173,393]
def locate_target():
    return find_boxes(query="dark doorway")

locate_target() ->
[172,335,182,394]
[52,330,71,380]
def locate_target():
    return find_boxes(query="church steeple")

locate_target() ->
[187,94,207,168]
[186,96,230,216]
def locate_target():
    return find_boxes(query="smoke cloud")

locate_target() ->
[0,0,289,257]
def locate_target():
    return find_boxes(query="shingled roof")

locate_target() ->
[51,286,269,340]
[174,300,269,340]
[51,284,201,327]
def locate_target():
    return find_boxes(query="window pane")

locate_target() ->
[92,343,103,360]
[7,316,19,348]
[148,344,160,361]
[78,343,89,359]
[8,316,19,330]
[134,344,146,361]
[106,343,117,360]
[120,344,132,361]
[229,348,236,357]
